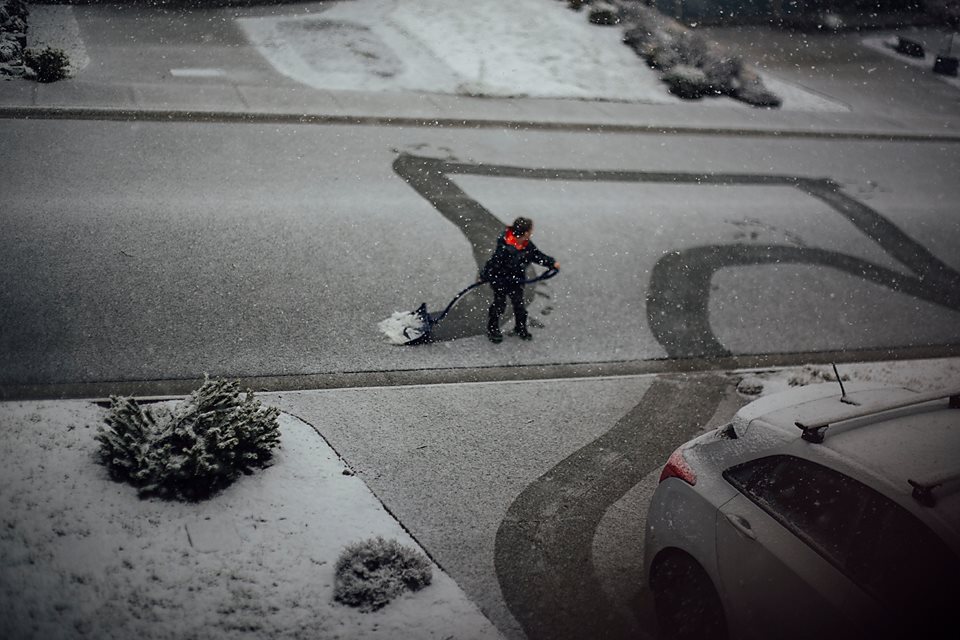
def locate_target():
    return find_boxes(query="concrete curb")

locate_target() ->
[4,344,959,402]
[4,105,960,142]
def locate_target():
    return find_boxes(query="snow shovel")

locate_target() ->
[379,268,559,345]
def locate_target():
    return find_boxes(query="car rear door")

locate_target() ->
[715,455,866,640]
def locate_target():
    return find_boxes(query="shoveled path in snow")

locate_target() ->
[495,373,728,640]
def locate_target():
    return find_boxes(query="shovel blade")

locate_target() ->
[377,303,432,345]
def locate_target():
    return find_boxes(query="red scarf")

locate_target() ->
[505,228,528,250]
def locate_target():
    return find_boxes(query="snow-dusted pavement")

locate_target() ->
[3,120,958,388]
[2,359,958,640]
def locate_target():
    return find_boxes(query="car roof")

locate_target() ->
[821,406,960,529]
[735,382,915,434]
[737,383,960,543]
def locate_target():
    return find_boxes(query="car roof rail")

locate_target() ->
[795,387,960,444]
[909,470,960,507]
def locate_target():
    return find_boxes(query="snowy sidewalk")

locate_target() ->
[3,1,958,140]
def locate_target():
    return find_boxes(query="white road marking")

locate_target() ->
[169,68,225,78]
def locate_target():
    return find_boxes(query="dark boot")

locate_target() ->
[508,290,530,340]
[488,307,503,343]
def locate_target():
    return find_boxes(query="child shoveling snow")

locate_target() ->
[378,217,559,346]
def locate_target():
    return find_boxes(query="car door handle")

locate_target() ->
[725,513,757,540]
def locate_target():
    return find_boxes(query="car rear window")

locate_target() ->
[724,455,958,625]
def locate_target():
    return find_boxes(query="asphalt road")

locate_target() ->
[2,119,960,395]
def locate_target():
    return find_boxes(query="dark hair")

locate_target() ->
[511,217,533,235]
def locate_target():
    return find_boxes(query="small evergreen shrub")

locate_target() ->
[663,64,709,99]
[647,38,681,70]
[673,31,709,68]
[703,55,743,94]
[334,537,433,611]
[95,377,281,501]
[0,38,20,64]
[613,2,782,107]
[589,2,620,25]
[23,46,69,83]
[734,72,783,108]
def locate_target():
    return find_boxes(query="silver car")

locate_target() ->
[644,381,960,640]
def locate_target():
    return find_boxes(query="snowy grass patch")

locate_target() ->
[240,0,672,102]
[0,401,504,640]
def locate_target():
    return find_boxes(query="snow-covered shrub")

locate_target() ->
[23,46,69,82]
[736,376,765,396]
[673,30,709,67]
[334,537,433,612]
[647,37,681,69]
[622,23,655,53]
[0,0,27,32]
[589,1,621,25]
[611,1,782,107]
[702,55,743,94]
[734,70,783,108]
[95,377,281,501]
[0,36,19,63]
[0,0,28,76]
[662,64,709,99]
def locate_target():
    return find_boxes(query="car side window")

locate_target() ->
[724,455,958,620]
[724,455,864,570]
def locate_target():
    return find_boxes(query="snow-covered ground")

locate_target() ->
[0,405,503,640]
[737,357,960,398]
[238,0,847,111]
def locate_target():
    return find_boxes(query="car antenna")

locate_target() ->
[832,363,859,406]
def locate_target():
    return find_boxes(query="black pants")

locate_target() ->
[488,284,526,334]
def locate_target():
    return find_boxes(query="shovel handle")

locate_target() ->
[433,268,559,326]
[525,267,559,284]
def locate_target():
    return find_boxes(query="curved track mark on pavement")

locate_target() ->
[494,374,728,640]
[647,178,960,358]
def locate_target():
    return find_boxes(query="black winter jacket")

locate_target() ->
[481,229,555,288]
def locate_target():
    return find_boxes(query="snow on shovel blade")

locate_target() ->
[377,303,432,345]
